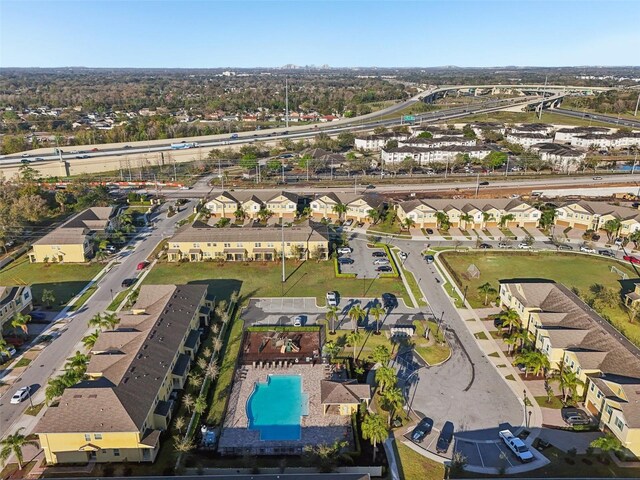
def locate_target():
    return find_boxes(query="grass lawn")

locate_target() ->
[394,438,446,480]
[458,110,617,128]
[0,255,102,306]
[68,284,97,312]
[413,320,450,365]
[440,251,640,344]
[393,250,427,307]
[333,329,397,361]
[143,260,410,305]
[368,219,409,236]
[535,395,564,409]
[14,357,31,368]
[25,401,46,416]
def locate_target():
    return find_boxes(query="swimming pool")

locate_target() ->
[246,374,309,441]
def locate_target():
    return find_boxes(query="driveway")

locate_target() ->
[567,228,586,242]
[487,227,506,240]
[524,226,549,242]
[448,227,469,241]
[509,226,528,241]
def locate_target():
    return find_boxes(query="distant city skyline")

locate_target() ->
[1,0,639,68]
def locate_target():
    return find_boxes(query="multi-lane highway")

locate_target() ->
[553,108,640,128]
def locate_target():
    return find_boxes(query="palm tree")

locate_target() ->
[550,365,585,404]
[375,365,397,392]
[369,305,386,334]
[499,213,515,228]
[362,413,388,462]
[234,208,246,222]
[603,218,622,242]
[206,363,219,381]
[0,427,39,470]
[174,416,186,434]
[55,190,68,212]
[435,211,450,231]
[629,230,640,249]
[194,395,207,414]
[402,217,416,231]
[380,386,404,426]
[0,336,10,357]
[504,335,518,355]
[347,305,366,331]
[257,208,273,223]
[346,330,362,360]
[526,351,550,378]
[82,330,100,350]
[372,345,391,366]
[95,249,108,262]
[326,306,339,334]
[64,351,89,374]
[367,209,382,225]
[590,434,622,457]
[88,313,108,331]
[183,393,195,413]
[540,208,556,231]
[481,211,495,227]
[500,309,521,334]
[103,312,120,330]
[10,312,31,336]
[332,202,347,221]
[460,213,474,230]
[41,289,55,309]
[477,282,497,306]
[323,341,342,361]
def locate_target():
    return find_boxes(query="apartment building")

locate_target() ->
[505,132,553,149]
[554,126,612,144]
[204,191,299,220]
[354,132,409,151]
[167,220,329,262]
[36,284,212,464]
[399,136,477,149]
[381,145,492,165]
[509,123,555,135]
[396,198,541,229]
[0,285,33,331]
[29,207,118,263]
[470,122,507,137]
[530,143,586,173]
[555,201,640,236]
[411,126,465,139]
[309,193,384,222]
[571,132,640,150]
[499,281,640,458]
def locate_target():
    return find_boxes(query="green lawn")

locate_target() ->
[440,251,640,344]
[394,438,446,480]
[458,110,617,128]
[143,260,410,305]
[535,395,564,410]
[0,255,102,306]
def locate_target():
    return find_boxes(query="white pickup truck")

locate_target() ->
[499,429,534,463]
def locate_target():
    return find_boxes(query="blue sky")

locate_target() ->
[1,1,638,68]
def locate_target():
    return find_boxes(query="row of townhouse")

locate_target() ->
[569,132,640,151]
[36,284,214,465]
[505,132,553,149]
[354,132,410,150]
[204,191,300,220]
[399,136,477,149]
[309,193,384,222]
[29,207,119,263]
[167,220,330,262]
[0,285,33,331]
[470,122,507,137]
[381,145,493,165]
[554,126,613,144]
[500,281,640,458]
[509,123,555,135]
[530,143,586,173]
[411,126,466,139]
[555,200,640,235]
[396,198,541,229]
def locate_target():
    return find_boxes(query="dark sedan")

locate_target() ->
[479,243,492,249]
[411,417,434,443]
[338,257,355,265]
[426,228,434,235]
[381,293,397,309]
[376,266,393,272]
[599,249,615,258]
[561,407,591,426]
[372,251,387,258]
[436,421,454,453]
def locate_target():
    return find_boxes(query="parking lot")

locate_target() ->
[241,296,427,330]
[338,240,390,279]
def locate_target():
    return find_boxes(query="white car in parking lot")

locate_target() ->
[498,242,511,249]
[373,259,390,266]
[292,315,304,327]
[326,291,338,307]
[337,247,352,255]
[10,386,30,404]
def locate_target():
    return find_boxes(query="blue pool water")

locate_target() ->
[246,375,309,441]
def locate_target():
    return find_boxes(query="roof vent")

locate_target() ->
[73,394,82,399]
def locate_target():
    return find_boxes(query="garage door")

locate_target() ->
[555,220,571,228]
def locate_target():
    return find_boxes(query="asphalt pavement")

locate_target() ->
[0,201,195,437]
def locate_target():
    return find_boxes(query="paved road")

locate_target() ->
[554,107,640,129]
[0,201,196,437]
[388,240,524,439]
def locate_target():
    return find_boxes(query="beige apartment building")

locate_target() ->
[29,207,118,263]
[555,201,640,236]
[309,193,384,222]
[167,220,329,262]
[204,191,299,220]
[36,284,212,464]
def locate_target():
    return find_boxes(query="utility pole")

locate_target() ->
[635,91,640,117]
[281,221,286,283]
[538,75,548,120]
[354,175,357,194]
[282,163,285,184]
[475,173,480,198]
[285,78,289,128]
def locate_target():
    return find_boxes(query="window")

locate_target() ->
[224,243,231,248]
[94,433,103,440]
[113,449,120,457]
[84,434,91,441]
[615,417,624,431]
[590,382,595,392]
[255,242,261,247]
[606,405,612,415]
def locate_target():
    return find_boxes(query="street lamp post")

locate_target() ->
[110,289,114,303]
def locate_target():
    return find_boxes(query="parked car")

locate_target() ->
[326,291,338,307]
[372,251,387,258]
[580,245,596,254]
[337,247,352,255]
[599,249,615,258]
[20,159,31,164]
[593,176,603,180]
[436,421,454,454]
[105,244,117,253]
[479,243,492,249]
[498,242,511,249]
[30,311,47,321]
[399,251,408,260]
[561,407,591,426]
[376,266,393,272]
[366,184,376,189]
[382,293,397,309]
[517,243,531,249]
[624,255,640,265]
[556,244,573,251]
[21,153,30,158]
[0,346,17,362]
[292,315,304,327]
[479,181,490,186]
[373,259,390,266]
[344,219,354,227]
[411,417,434,443]
[426,228,434,235]
[121,278,136,288]
[591,234,601,241]
[10,386,30,404]
[136,261,148,270]
[493,317,506,329]
[424,254,434,264]
[338,257,354,265]
[614,237,624,246]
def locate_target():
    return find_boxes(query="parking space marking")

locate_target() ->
[476,442,485,468]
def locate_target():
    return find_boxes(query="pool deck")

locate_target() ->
[218,364,353,454]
